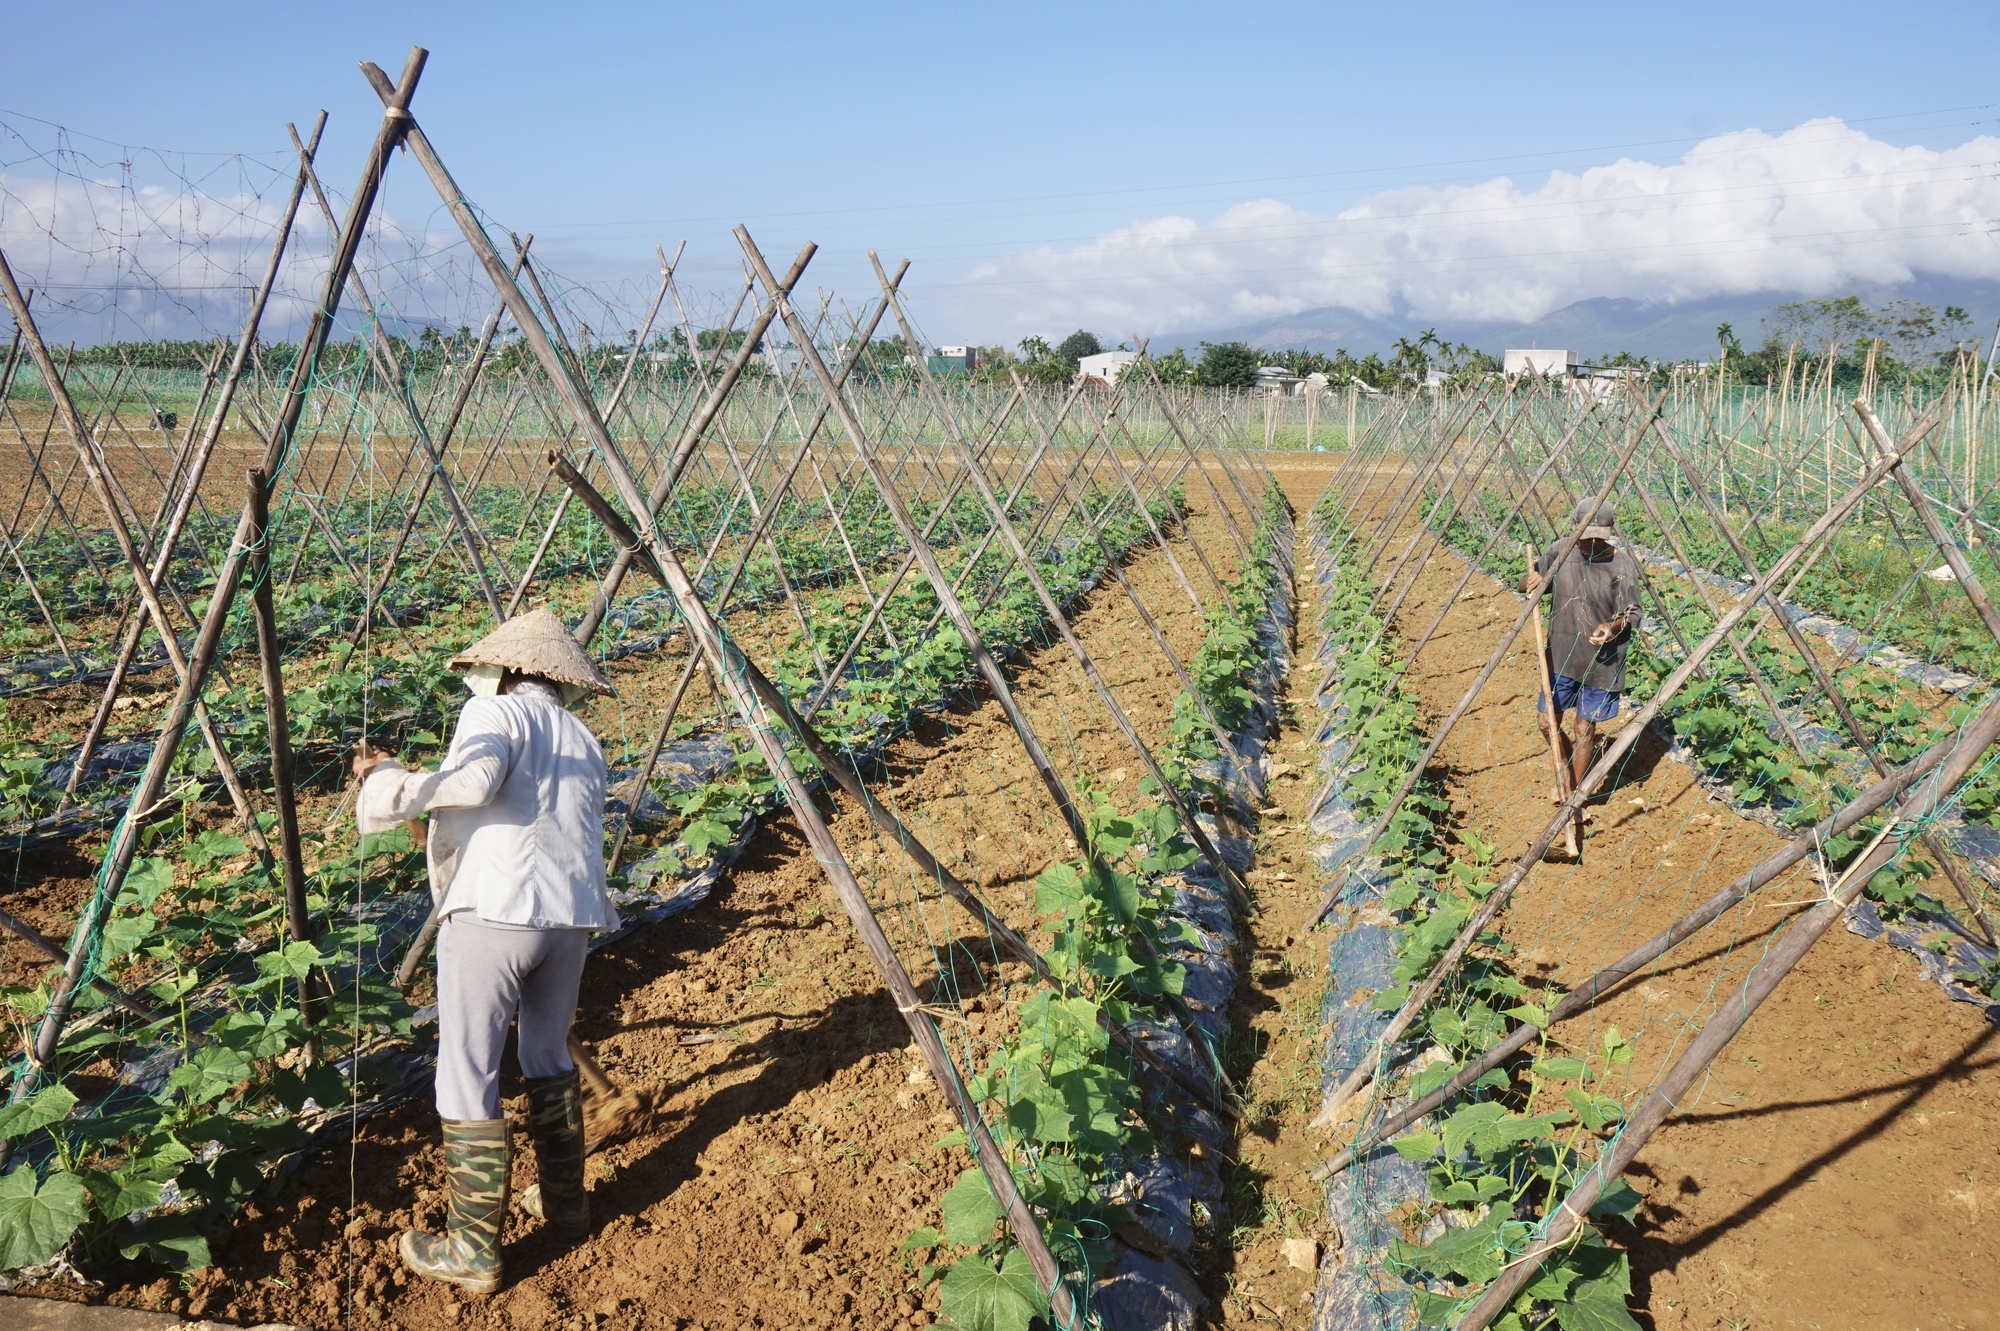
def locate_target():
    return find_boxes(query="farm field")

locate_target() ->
[7,365,2000,1331]
[1284,376,2000,1331]
[0,147,1305,1327]
[1356,485,1998,1329]
[5,54,2000,1331]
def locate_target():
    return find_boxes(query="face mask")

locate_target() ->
[462,664,504,697]
[558,681,590,706]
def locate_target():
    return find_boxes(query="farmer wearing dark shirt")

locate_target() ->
[1520,499,1643,795]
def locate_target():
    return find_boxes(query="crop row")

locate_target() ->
[899,483,1290,1331]
[1307,494,1649,1331]
[1423,486,2000,939]
[0,473,1197,1280]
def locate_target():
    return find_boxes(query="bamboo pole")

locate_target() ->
[372,74,1078,1315]
[246,467,322,1025]
[1310,400,1944,1126]
[1525,542,1582,858]
[1452,688,2000,1330]
[0,48,427,1138]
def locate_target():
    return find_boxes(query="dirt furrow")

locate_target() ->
[1317,483,2000,1330]
[19,487,1253,1330]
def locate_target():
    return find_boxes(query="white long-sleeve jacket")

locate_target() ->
[357,679,617,930]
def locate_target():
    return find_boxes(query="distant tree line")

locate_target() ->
[1713,296,1988,388]
[42,294,1991,396]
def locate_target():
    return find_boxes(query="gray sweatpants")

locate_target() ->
[435,913,591,1121]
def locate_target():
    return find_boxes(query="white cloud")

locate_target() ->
[938,119,2000,340]
[7,116,1996,351]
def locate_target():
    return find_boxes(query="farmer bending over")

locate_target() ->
[1520,499,1642,799]
[352,608,616,1293]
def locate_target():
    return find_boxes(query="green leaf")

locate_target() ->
[117,1214,211,1271]
[901,1226,941,1251]
[1410,1287,1468,1327]
[125,856,175,908]
[940,1168,1001,1247]
[1005,1084,1075,1145]
[1390,1130,1441,1161]
[1534,1057,1591,1081]
[360,826,413,858]
[1410,1056,1467,1099]
[0,1084,77,1141]
[1591,1177,1644,1223]
[254,940,325,983]
[1440,1101,1508,1158]
[184,830,246,866]
[1554,1274,1642,1331]
[217,1008,307,1061]
[100,910,156,960]
[1033,863,1086,917]
[1523,1259,1583,1304]
[681,814,738,859]
[938,1247,1045,1331]
[83,1170,163,1223]
[1467,1109,1570,1159]
[1602,1026,1633,1067]
[167,1044,255,1104]
[1104,869,1142,926]
[1392,1208,1506,1284]
[0,1165,89,1269]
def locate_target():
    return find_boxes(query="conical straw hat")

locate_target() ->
[447,609,612,696]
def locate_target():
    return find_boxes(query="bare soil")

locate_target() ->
[1330,493,2000,1330]
[10,471,1265,1330]
[25,450,1991,1330]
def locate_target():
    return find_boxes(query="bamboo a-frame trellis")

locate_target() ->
[0,47,1298,1319]
[1304,372,2000,1329]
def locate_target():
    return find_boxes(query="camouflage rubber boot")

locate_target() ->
[520,1067,590,1236]
[400,1118,508,1293]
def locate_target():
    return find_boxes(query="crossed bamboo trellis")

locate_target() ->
[0,47,1307,1320]
[1299,366,2000,1328]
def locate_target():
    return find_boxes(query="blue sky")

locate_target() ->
[4,1,1997,345]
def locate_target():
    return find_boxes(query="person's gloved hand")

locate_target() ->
[1588,617,1627,646]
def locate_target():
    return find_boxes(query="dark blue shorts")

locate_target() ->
[1537,674,1620,723]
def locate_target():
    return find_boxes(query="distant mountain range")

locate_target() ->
[1147,274,2000,363]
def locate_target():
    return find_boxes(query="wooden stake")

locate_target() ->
[247,468,322,1024]
[1526,543,1581,858]
[373,79,1077,1315]
[1310,399,1944,1126]
[0,48,427,1137]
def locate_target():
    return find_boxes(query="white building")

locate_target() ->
[929,345,977,375]
[1077,350,1139,385]
[1503,348,1580,379]
[1252,365,1305,396]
